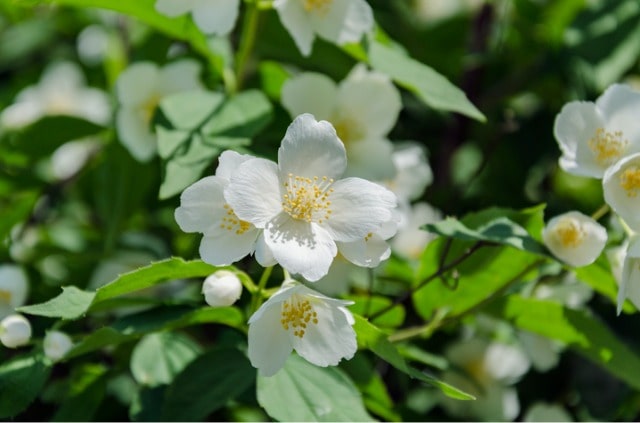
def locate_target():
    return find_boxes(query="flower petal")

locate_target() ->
[274,0,315,56]
[618,236,640,314]
[116,107,157,162]
[199,226,259,266]
[248,304,293,376]
[603,152,640,230]
[265,213,337,281]
[225,158,282,227]
[0,265,28,313]
[254,232,277,267]
[191,0,240,35]
[337,233,391,268]
[281,72,338,121]
[597,84,640,146]
[175,176,227,233]
[116,62,160,107]
[278,113,347,180]
[155,0,195,17]
[322,177,396,242]
[542,211,607,267]
[311,0,373,45]
[291,300,356,367]
[344,137,396,180]
[158,59,204,96]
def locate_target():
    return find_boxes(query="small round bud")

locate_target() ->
[44,330,74,361]
[0,314,32,348]
[202,270,242,307]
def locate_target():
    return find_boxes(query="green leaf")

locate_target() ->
[201,90,273,138]
[65,327,133,359]
[257,353,374,422]
[0,190,39,241]
[161,347,255,421]
[575,256,635,313]
[17,286,96,320]
[52,364,108,422]
[259,61,291,100]
[0,354,51,418]
[346,295,405,328]
[487,295,640,390]
[131,332,202,387]
[366,40,485,121]
[158,90,224,131]
[354,316,474,401]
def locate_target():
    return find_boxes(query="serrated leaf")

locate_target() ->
[366,40,485,121]
[257,353,374,422]
[354,316,474,401]
[158,90,224,131]
[487,295,640,390]
[131,332,201,387]
[0,354,51,418]
[161,347,255,421]
[18,286,96,320]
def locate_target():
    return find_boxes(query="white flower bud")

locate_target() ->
[202,270,242,307]
[542,211,607,267]
[44,330,74,361]
[0,314,32,348]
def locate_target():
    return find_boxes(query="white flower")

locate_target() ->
[44,330,74,361]
[542,211,607,267]
[0,264,29,319]
[202,270,243,307]
[553,84,640,178]
[248,280,356,376]
[281,66,401,180]
[0,314,32,348]
[391,202,442,260]
[155,0,240,36]
[225,113,397,281]
[603,152,640,230]
[50,139,101,180]
[175,151,274,267]
[115,60,204,162]
[524,402,573,422]
[274,0,374,56]
[1,61,110,128]
[616,236,640,315]
[382,142,434,203]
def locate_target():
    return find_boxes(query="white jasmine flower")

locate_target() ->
[616,236,640,314]
[1,61,110,128]
[115,60,204,162]
[0,264,29,319]
[542,211,607,267]
[175,151,274,267]
[524,402,573,422]
[281,66,401,180]
[225,113,397,281]
[202,270,243,307]
[50,139,101,180]
[155,0,240,36]
[382,142,434,203]
[248,280,356,376]
[518,331,562,372]
[274,0,374,56]
[44,330,74,362]
[391,202,442,260]
[0,314,32,348]
[603,152,640,230]
[554,84,640,178]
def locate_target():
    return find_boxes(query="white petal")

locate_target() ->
[553,101,606,178]
[0,265,29,315]
[40,61,85,93]
[335,69,401,138]
[603,153,640,230]
[248,282,298,324]
[43,330,74,361]
[312,257,354,295]
[274,0,315,56]
[215,150,255,180]
[278,113,347,180]
[116,62,160,107]
[0,314,31,348]
[518,331,561,372]
[192,0,240,35]
[322,177,396,242]
[281,72,338,121]
[199,226,260,266]
[265,213,337,281]
[291,299,356,367]
[337,234,390,268]
[597,84,640,147]
[387,142,433,201]
[618,236,640,314]
[254,232,277,267]
[471,383,520,422]
[225,158,282,227]
[158,59,204,96]
[542,211,607,267]
[311,0,373,45]
[248,304,293,376]
[1,100,45,128]
[524,402,573,422]
[174,176,228,233]
[155,0,195,17]
[75,88,111,125]
[344,137,396,180]
[116,108,157,162]
[484,342,530,383]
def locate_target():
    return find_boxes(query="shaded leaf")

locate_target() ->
[0,354,51,418]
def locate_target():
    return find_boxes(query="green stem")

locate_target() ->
[250,266,273,313]
[591,203,610,221]
[234,0,261,92]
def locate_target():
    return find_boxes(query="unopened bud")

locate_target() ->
[0,314,32,348]
[202,270,242,307]
[44,330,74,361]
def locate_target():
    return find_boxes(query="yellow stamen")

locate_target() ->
[220,204,252,234]
[282,174,334,223]
[620,166,640,197]
[553,218,585,248]
[0,289,11,304]
[303,0,333,14]
[333,118,364,146]
[588,127,628,166]
[280,296,318,338]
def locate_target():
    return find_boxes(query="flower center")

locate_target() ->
[303,0,333,14]
[280,295,318,338]
[620,166,640,197]
[588,127,628,166]
[553,218,585,248]
[142,93,162,125]
[220,204,252,234]
[0,289,11,305]
[282,174,334,223]
[333,118,364,146]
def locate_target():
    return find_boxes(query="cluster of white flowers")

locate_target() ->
[551,84,640,314]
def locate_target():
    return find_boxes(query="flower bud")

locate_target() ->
[0,264,29,319]
[0,314,32,348]
[202,270,242,307]
[542,211,607,267]
[44,330,74,361]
